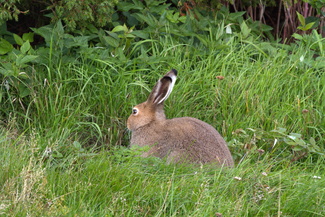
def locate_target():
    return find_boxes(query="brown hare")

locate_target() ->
[127,69,234,166]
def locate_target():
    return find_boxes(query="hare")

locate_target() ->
[127,69,234,166]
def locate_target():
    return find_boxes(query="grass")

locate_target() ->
[0,131,324,216]
[0,29,324,216]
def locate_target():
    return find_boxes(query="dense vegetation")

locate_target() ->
[1,0,325,40]
[0,0,324,216]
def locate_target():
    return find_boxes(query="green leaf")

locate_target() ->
[54,20,64,36]
[53,151,63,158]
[117,1,144,11]
[125,33,136,39]
[106,31,119,40]
[20,41,31,54]
[64,36,90,48]
[103,36,120,47]
[112,25,128,33]
[240,21,251,38]
[85,23,98,34]
[292,33,303,40]
[229,11,246,20]
[292,146,304,151]
[133,13,156,26]
[304,22,315,30]
[73,141,82,149]
[179,16,186,23]
[131,30,149,39]
[16,55,38,65]
[296,12,305,26]
[271,127,287,135]
[0,39,13,54]
[22,32,34,42]
[13,33,24,46]
[18,84,30,98]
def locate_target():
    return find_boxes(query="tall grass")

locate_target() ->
[0,27,324,216]
[5,29,322,151]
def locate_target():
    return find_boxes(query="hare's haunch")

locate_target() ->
[127,69,234,166]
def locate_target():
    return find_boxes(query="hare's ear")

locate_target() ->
[147,69,177,105]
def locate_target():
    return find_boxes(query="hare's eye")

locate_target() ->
[132,108,138,115]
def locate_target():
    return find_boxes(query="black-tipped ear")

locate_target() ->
[171,69,178,75]
[147,70,177,105]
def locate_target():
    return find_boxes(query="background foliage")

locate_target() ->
[1,0,324,40]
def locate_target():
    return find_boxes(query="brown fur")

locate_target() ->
[127,69,234,166]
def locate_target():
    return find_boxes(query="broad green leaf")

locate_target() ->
[20,41,31,54]
[0,68,14,77]
[272,128,285,135]
[240,21,251,38]
[133,13,156,26]
[260,23,273,31]
[103,36,119,47]
[292,146,304,151]
[125,33,136,39]
[150,4,170,14]
[304,22,315,30]
[53,151,63,158]
[132,30,148,39]
[54,20,64,36]
[18,84,31,98]
[229,11,246,20]
[106,31,119,39]
[64,36,90,48]
[16,55,38,65]
[283,138,296,145]
[22,32,34,42]
[292,33,303,40]
[85,23,98,34]
[179,16,186,23]
[13,33,24,46]
[296,12,305,26]
[112,25,128,33]
[73,141,82,149]
[166,11,178,23]
[0,39,13,54]
[288,133,302,141]
[117,1,144,11]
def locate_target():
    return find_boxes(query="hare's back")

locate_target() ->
[166,117,233,165]
[167,117,225,144]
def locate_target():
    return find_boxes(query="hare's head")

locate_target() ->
[127,69,177,131]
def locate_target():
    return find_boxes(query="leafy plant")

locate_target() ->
[296,12,317,32]
[48,0,119,31]
[0,0,24,24]
[292,29,325,69]
[0,31,37,106]
[229,127,324,162]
